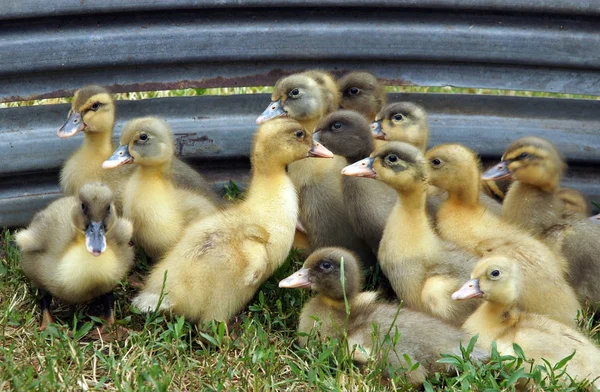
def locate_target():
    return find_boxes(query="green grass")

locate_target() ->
[2,195,600,391]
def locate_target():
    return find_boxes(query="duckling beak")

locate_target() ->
[371,120,385,140]
[279,268,312,289]
[589,213,600,224]
[296,219,307,234]
[481,161,512,181]
[102,145,133,169]
[85,221,107,257]
[341,157,377,179]
[308,140,334,158]
[58,111,86,138]
[256,100,287,124]
[452,279,483,300]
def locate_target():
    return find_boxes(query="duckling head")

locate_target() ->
[314,110,374,162]
[342,141,427,192]
[425,144,481,198]
[452,256,520,306]
[102,117,174,169]
[337,72,387,120]
[371,102,429,152]
[58,85,115,139]
[72,183,116,256]
[279,247,362,301]
[256,73,324,125]
[482,136,566,192]
[252,118,333,168]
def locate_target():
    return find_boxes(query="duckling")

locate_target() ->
[314,110,397,252]
[279,247,488,385]
[336,71,387,121]
[132,119,334,323]
[16,183,134,335]
[426,144,580,325]
[453,256,600,389]
[557,187,591,218]
[482,136,600,305]
[342,142,481,325]
[102,117,219,260]
[257,71,376,266]
[58,85,222,211]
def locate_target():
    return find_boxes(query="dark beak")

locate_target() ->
[58,111,86,138]
[85,221,106,257]
[279,268,312,289]
[307,140,334,158]
[102,145,133,169]
[256,100,287,124]
[481,161,513,181]
[452,279,483,300]
[341,157,377,179]
[371,120,385,140]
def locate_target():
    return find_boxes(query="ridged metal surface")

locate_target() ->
[1,1,599,227]
[1,93,598,227]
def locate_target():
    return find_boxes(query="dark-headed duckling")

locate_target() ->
[280,247,488,385]
[483,136,600,305]
[337,71,387,121]
[132,119,334,324]
[342,142,481,325]
[103,117,220,260]
[16,183,134,336]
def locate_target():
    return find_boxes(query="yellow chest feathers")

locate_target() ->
[57,238,124,301]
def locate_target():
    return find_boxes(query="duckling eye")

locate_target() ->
[519,152,529,159]
[348,87,360,96]
[106,205,111,213]
[490,270,501,278]
[319,262,333,271]
[90,102,101,111]
[332,122,342,130]
[393,114,404,122]
[295,130,305,139]
[139,133,149,141]
[81,203,87,211]
[289,88,300,98]
[431,158,442,167]
[386,154,399,163]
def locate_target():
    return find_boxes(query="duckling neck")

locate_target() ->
[464,300,520,347]
[396,184,428,213]
[446,178,480,207]
[136,161,172,180]
[245,162,293,203]
[503,181,558,234]
[82,130,114,157]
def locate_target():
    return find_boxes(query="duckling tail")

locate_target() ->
[15,229,41,253]
[132,291,173,313]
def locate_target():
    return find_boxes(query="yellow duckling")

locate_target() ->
[425,143,580,326]
[280,247,488,385]
[453,256,600,389]
[482,136,600,305]
[342,142,481,325]
[371,102,429,152]
[102,117,220,260]
[257,71,376,265]
[58,85,222,211]
[132,119,334,323]
[336,71,387,121]
[16,183,134,336]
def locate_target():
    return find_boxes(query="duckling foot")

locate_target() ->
[127,272,145,290]
[39,310,55,331]
[89,324,130,342]
[38,291,55,331]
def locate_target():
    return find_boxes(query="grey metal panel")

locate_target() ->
[4,0,600,20]
[1,8,599,102]
[1,93,598,177]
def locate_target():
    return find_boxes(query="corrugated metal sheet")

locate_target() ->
[0,1,598,227]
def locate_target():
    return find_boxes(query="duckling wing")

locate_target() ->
[239,225,270,286]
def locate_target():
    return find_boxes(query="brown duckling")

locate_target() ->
[453,256,600,389]
[314,110,397,252]
[280,247,488,385]
[337,71,387,121]
[342,142,481,325]
[556,187,591,218]
[257,71,376,265]
[426,144,580,325]
[58,85,222,211]
[16,183,134,335]
[132,119,334,323]
[482,137,600,305]
[102,117,220,260]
